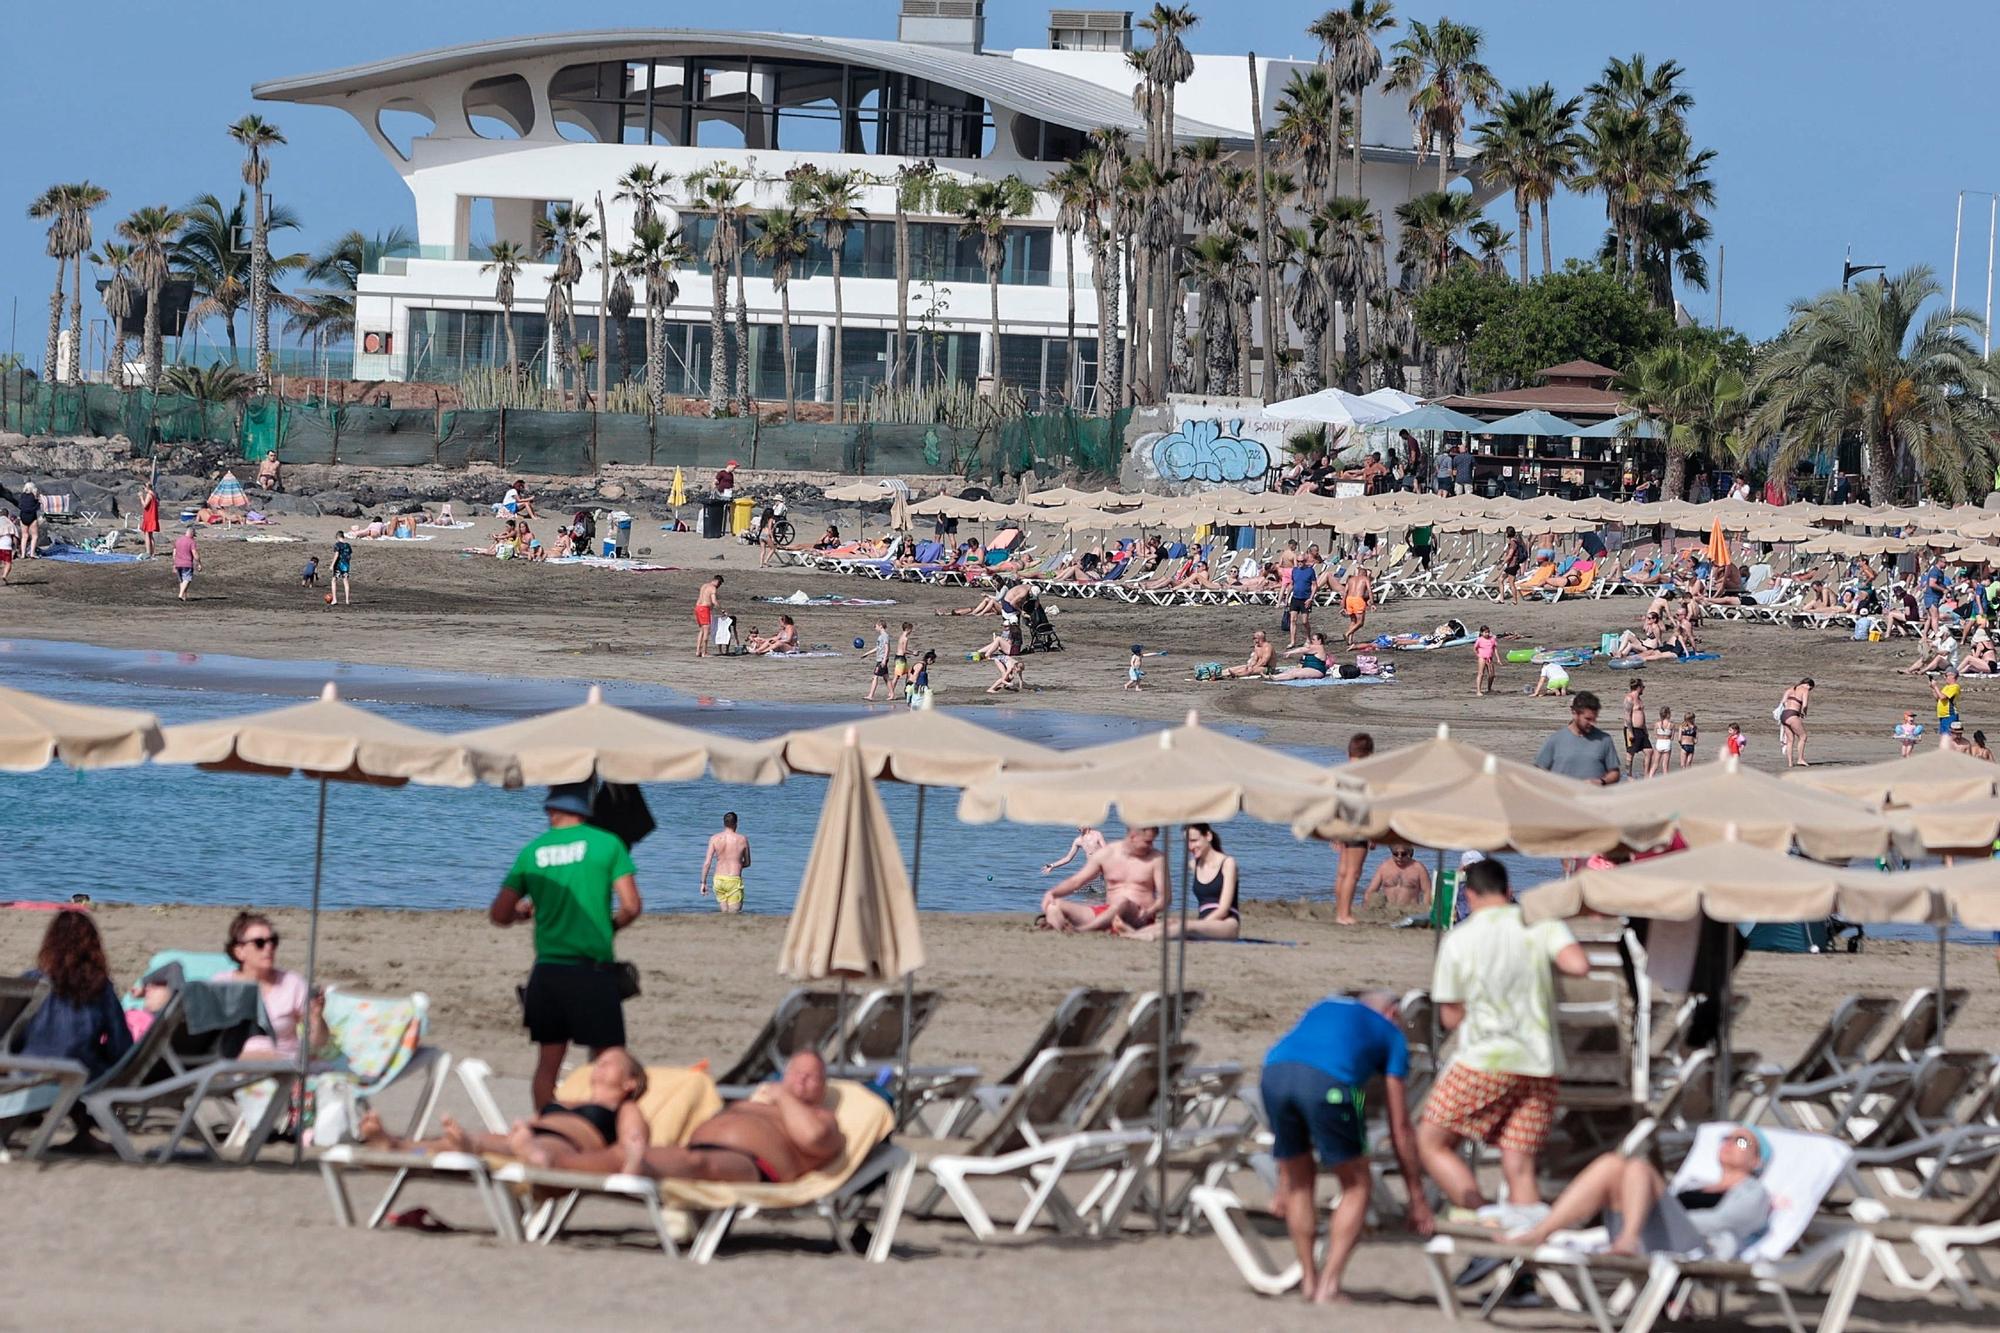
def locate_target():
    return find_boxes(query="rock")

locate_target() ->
[312,491,361,517]
[598,482,626,500]
[252,492,320,516]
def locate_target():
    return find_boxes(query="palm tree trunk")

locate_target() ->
[1121,233,1138,407]
[617,320,631,387]
[1350,96,1365,206]
[44,257,64,382]
[565,293,586,408]
[1249,52,1278,404]
[1328,83,1343,202]
[1063,230,1078,403]
[733,247,751,409]
[67,253,84,383]
[642,298,657,413]
[1131,240,1151,402]
[1437,132,1452,193]
[779,283,797,422]
[1092,237,1119,415]
[1516,193,1531,286]
[252,172,270,388]
[1539,198,1554,277]
[1866,425,1897,506]
[502,303,518,391]
[892,202,909,393]
[1170,300,1189,393]
[595,192,609,408]
[227,318,241,366]
[830,244,846,423]
[143,279,163,389]
[707,262,728,413]
[1664,435,1688,502]
[987,268,1003,387]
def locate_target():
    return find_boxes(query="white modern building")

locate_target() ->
[254,3,1475,405]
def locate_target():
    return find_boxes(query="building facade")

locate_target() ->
[255,4,1475,406]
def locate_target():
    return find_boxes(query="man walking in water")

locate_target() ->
[694,575,725,658]
[700,811,751,914]
[1041,826,1168,933]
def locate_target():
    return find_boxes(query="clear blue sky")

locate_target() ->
[2,0,1991,360]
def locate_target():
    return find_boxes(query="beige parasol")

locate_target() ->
[157,682,504,786]
[1336,722,1541,796]
[777,708,1077,787]
[958,746,1345,827]
[1883,859,2000,930]
[823,480,892,502]
[0,683,163,771]
[889,487,913,534]
[777,732,925,983]
[1057,709,1338,789]
[1582,756,1904,859]
[1302,753,1666,857]
[1888,797,2000,852]
[1787,748,2000,807]
[452,685,783,786]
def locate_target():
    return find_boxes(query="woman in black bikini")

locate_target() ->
[359,1048,649,1170]
[1118,823,1240,941]
[1778,678,1814,767]
[1679,712,1699,769]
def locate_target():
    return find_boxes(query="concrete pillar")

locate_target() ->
[813,323,834,403]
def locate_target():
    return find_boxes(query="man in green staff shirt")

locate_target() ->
[491,783,643,1108]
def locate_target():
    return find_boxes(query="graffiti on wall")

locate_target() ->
[1133,415,1280,491]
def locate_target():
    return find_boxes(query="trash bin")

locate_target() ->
[731,495,755,535]
[610,510,632,557]
[700,499,727,538]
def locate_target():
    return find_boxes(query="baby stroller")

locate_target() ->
[1024,593,1064,654]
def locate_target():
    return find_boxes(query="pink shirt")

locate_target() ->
[220,968,309,1060]
[172,532,197,568]
[1475,635,1497,660]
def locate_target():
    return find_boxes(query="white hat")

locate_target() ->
[1457,850,1488,871]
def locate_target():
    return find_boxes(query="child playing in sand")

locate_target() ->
[1724,721,1746,758]
[1894,711,1924,757]
[907,649,936,707]
[301,555,319,588]
[1127,644,1146,692]
[1474,625,1499,695]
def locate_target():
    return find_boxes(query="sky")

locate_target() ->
[3,0,1996,362]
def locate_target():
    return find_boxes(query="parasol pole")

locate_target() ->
[1715,913,1734,1115]
[1174,832,1190,1029]
[1935,919,1949,1049]
[294,774,328,1165]
[1154,821,1179,1232]
[898,782,928,1103]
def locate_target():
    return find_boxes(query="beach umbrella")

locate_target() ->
[778,731,925,996]
[823,480,889,503]
[959,719,1364,1230]
[1027,485,1094,506]
[1263,386,1398,427]
[668,468,687,508]
[1479,409,1582,437]
[452,685,783,786]
[1703,519,1730,568]
[1300,754,1667,858]
[1374,404,1490,435]
[777,705,1079,1083]
[1945,543,2000,565]
[1889,797,2000,852]
[207,470,249,510]
[1788,748,2000,807]
[1573,413,1664,440]
[154,683,510,1153]
[0,682,163,771]
[890,487,912,534]
[1582,756,1904,859]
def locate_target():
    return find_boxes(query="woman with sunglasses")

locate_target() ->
[218,911,327,1061]
[1511,1125,1774,1259]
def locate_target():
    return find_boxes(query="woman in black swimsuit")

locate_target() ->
[1118,823,1240,941]
[1777,678,1813,768]
[358,1048,650,1171]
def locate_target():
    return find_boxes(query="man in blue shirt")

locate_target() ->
[1285,551,1318,649]
[1261,990,1434,1303]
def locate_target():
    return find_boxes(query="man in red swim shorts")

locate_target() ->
[1040,825,1167,933]
[694,574,724,658]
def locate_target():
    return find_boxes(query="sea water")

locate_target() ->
[3,640,1987,945]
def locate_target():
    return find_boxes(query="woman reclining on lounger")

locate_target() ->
[359,1047,648,1168]
[1506,1124,1773,1260]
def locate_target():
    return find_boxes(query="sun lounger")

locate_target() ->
[494,1075,913,1262]
[1753,1050,1995,1152]
[1420,1122,1868,1333]
[834,987,942,1067]
[0,975,87,1160]
[901,987,1131,1135]
[1873,986,1969,1063]
[714,988,847,1091]
[0,976,47,1049]
[1847,1125,2000,1307]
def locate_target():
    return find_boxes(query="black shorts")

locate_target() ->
[521,960,627,1050]
[1288,596,1311,614]
[873,661,889,679]
[1626,726,1649,755]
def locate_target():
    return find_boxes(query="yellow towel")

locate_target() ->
[555,1064,723,1148]
[651,1080,895,1211]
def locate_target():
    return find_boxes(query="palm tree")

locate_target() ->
[1617,343,1744,501]
[1281,224,1331,392]
[1182,231,1250,393]
[1611,202,1712,310]
[163,359,253,407]
[1748,267,2000,502]
[1088,129,1132,410]
[620,218,692,413]
[1385,17,1498,193]
[1049,160,1095,403]
[891,161,941,391]
[614,163,672,230]
[942,176,1036,392]
[1394,190,1481,291]
[1138,4,1197,394]
[1473,84,1583,283]
[480,240,527,385]
[28,183,106,382]
[28,187,68,382]
[287,226,412,350]
[175,192,304,365]
[792,168,866,421]
[1580,55,1707,290]
[685,168,741,412]
[534,202,597,407]
[1272,68,1340,204]
[117,205,184,389]
[1468,219,1513,277]
[62,183,109,383]
[93,242,137,385]
[751,208,813,420]
[1335,1,1396,200]
[1314,196,1379,382]
[227,114,285,389]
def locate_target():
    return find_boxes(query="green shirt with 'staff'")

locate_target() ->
[503,824,636,965]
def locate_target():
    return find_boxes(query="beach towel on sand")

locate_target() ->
[1607,652,1720,669]
[1266,675,1396,688]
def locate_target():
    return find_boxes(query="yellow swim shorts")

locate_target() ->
[712,874,744,907]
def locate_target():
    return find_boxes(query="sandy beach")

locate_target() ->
[3,905,1994,1331]
[5,512,1999,1329]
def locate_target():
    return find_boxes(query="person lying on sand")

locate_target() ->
[747,616,800,655]
[359,1048,647,1165]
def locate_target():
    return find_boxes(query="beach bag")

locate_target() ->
[1354,653,1382,676]
[1772,704,1786,724]
[1193,662,1224,681]
[1600,632,1622,656]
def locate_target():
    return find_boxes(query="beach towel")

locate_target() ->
[244,533,305,543]
[544,555,675,572]
[353,533,434,542]
[759,592,898,607]
[1390,635,1475,652]
[645,1081,891,1213]
[42,543,143,565]
[1606,651,1720,669]
[554,1063,723,1148]
[765,648,844,659]
[418,520,474,530]
[1267,674,1396,688]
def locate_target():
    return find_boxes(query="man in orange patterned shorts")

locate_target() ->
[1417,858,1590,1225]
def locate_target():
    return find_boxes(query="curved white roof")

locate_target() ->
[252,28,1244,143]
